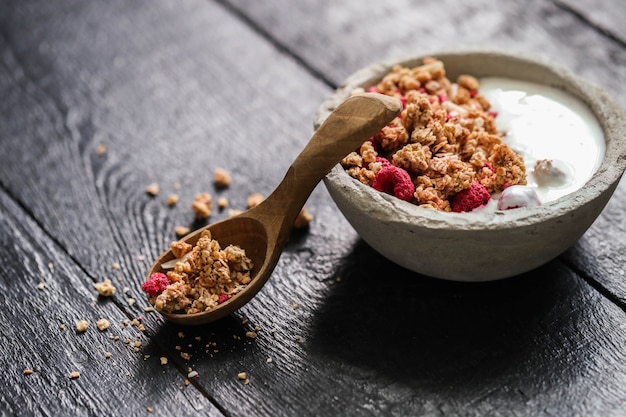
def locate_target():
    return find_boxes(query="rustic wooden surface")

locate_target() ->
[1,0,625,416]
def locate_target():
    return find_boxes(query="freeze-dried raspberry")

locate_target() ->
[372,165,414,202]
[217,294,230,304]
[141,273,171,297]
[451,182,491,212]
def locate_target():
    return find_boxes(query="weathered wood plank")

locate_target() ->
[0,190,222,417]
[555,0,626,44]
[2,0,626,416]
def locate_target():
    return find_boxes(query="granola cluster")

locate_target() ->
[342,58,527,212]
[144,230,254,314]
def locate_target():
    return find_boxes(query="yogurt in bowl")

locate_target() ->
[482,78,605,205]
[317,50,626,281]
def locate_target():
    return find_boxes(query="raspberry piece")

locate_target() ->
[217,294,230,304]
[451,182,491,212]
[372,165,414,202]
[375,156,391,168]
[141,272,171,297]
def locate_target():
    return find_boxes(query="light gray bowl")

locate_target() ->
[317,50,626,281]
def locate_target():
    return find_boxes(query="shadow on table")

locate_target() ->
[308,239,587,388]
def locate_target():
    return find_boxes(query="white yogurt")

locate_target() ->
[480,78,605,204]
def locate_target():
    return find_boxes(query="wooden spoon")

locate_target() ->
[146,93,401,325]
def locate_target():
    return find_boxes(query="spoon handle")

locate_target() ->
[254,92,401,236]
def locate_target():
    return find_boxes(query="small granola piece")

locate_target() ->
[237,372,247,380]
[105,352,112,358]
[167,194,179,206]
[24,369,33,375]
[217,196,229,209]
[95,143,107,156]
[145,183,159,197]
[247,193,264,208]
[94,278,115,297]
[451,182,491,212]
[170,240,192,259]
[175,226,191,237]
[192,192,213,220]
[293,208,313,229]
[372,165,414,202]
[392,143,432,174]
[457,74,480,92]
[245,331,257,339]
[160,357,168,365]
[213,168,232,188]
[76,320,89,333]
[96,318,110,331]
[69,371,80,380]
[36,282,45,291]
[112,262,121,270]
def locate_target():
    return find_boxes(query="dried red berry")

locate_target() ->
[372,165,414,202]
[217,294,230,304]
[451,182,491,212]
[141,272,171,297]
[366,86,379,93]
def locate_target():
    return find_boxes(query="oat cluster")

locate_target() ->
[151,230,254,314]
[342,58,526,211]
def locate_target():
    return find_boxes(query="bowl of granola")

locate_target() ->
[317,50,626,281]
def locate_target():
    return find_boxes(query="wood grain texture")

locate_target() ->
[0,190,220,417]
[555,0,626,44]
[1,0,626,415]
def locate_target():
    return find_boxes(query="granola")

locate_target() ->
[142,230,253,314]
[342,58,527,212]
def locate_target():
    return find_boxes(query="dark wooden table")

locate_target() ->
[2,1,626,416]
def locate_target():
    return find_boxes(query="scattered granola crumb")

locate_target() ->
[295,335,302,342]
[145,183,160,197]
[266,357,273,363]
[246,193,264,208]
[36,282,45,291]
[175,226,191,237]
[69,371,81,380]
[95,143,107,156]
[177,331,185,338]
[96,318,110,331]
[293,207,313,229]
[137,255,146,262]
[112,262,121,270]
[184,379,190,386]
[59,323,66,330]
[160,357,168,365]
[245,331,257,339]
[146,407,153,413]
[94,278,115,297]
[143,306,155,312]
[217,196,229,209]
[167,194,180,206]
[191,192,213,220]
[24,369,33,375]
[76,320,89,333]
[105,352,112,359]
[188,370,199,378]
[48,262,54,272]
[237,372,247,380]
[180,352,190,360]
[213,168,232,188]
[127,298,136,306]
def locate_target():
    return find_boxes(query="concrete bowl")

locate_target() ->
[316,50,626,281]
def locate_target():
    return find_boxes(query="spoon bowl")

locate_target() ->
[147,93,402,325]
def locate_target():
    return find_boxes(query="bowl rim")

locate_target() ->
[317,48,626,231]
